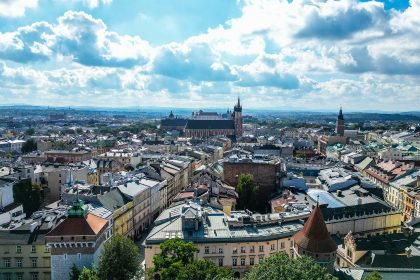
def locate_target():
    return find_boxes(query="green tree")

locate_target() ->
[365,271,383,280]
[13,179,42,216]
[243,252,337,280]
[150,238,232,280]
[76,128,84,134]
[98,235,141,280]
[21,139,37,153]
[79,267,99,280]
[25,128,35,135]
[69,264,81,280]
[236,174,258,211]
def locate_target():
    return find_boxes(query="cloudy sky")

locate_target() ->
[0,0,419,111]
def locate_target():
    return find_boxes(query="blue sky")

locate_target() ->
[0,0,419,111]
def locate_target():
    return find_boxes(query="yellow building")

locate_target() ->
[0,223,52,280]
[97,188,134,239]
[113,201,134,238]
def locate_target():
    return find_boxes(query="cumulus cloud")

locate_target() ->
[295,0,389,39]
[1,0,420,110]
[151,42,237,81]
[82,0,112,9]
[0,11,151,68]
[0,0,38,18]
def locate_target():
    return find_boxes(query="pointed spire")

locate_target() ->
[293,205,337,253]
[338,106,344,120]
[237,96,241,107]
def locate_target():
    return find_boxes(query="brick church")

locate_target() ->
[161,98,243,139]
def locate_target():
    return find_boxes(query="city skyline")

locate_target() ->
[0,0,419,110]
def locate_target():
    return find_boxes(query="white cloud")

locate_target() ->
[1,1,420,110]
[81,0,112,9]
[0,0,38,18]
[0,11,151,68]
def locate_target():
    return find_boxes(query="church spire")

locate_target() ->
[338,106,344,120]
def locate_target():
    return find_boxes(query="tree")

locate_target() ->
[79,267,99,280]
[76,128,84,134]
[243,252,337,280]
[69,264,81,280]
[25,128,35,135]
[236,174,258,212]
[13,179,42,216]
[365,271,383,280]
[150,238,232,280]
[21,139,37,153]
[98,235,141,280]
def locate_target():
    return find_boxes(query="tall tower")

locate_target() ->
[335,107,345,136]
[233,97,243,137]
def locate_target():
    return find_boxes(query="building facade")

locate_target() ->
[145,201,309,277]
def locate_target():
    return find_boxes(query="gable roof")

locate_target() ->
[185,120,235,130]
[46,214,107,237]
[97,188,130,211]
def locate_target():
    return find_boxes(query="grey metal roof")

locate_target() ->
[145,203,303,245]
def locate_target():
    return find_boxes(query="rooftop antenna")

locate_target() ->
[316,195,319,207]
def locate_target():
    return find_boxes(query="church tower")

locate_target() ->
[335,107,345,136]
[233,97,243,137]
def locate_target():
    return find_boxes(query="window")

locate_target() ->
[44,246,50,253]
[280,242,285,249]
[16,246,21,253]
[249,246,255,253]
[16,274,23,280]
[77,253,81,260]
[270,244,275,251]
[31,273,39,280]
[59,180,61,184]
[259,245,264,252]
[232,248,238,254]
[240,258,246,266]
[64,254,68,260]
[218,258,223,267]
[232,258,237,267]
[31,246,36,253]
[218,248,223,254]
[3,258,10,268]
[241,246,246,253]
[16,259,22,268]
[204,246,209,254]
[32,259,37,268]
[250,257,255,265]
[3,274,11,280]
[258,255,264,262]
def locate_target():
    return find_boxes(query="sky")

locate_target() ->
[0,0,419,111]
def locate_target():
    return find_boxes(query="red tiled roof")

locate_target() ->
[47,214,107,237]
[293,206,337,253]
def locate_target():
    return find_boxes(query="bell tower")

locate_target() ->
[336,107,345,137]
[233,97,243,137]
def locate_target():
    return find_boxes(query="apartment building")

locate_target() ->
[145,200,309,277]
[0,217,59,280]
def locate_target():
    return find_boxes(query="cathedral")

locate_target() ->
[160,98,243,139]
